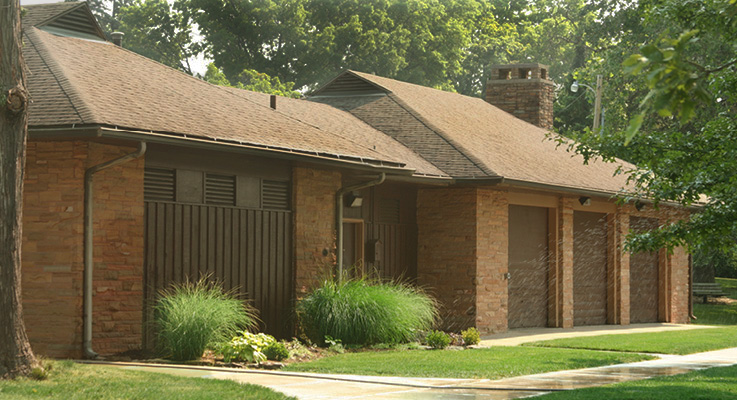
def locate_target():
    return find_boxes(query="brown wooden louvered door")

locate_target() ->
[630,217,660,323]
[507,205,549,329]
[573,211,608,325]
[143,165,293,347]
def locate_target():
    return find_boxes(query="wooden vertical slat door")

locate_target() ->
[143,202,293,348]
[507,205,549,329]
[630,217,660,323]
[573,211,608,326]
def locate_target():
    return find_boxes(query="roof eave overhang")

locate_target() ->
[28,124,419,177]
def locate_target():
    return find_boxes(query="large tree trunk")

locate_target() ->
[0,0,37,379]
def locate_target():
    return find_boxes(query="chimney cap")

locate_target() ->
[111,32,124,46]
[488,62,549,69]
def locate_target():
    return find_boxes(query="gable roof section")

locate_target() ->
[220,88,445,176]
[312,70,633,194]
[23,28,435,172]
[23,2,105,40]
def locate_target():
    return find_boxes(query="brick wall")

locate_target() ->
[22,141,86,357]
[88,143,144,355]
[475,189,509,334]
[292,167,341,295]
[22,140,144,358]
[417,187,478,332]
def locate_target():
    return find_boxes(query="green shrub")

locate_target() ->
[154,277,257,361]
[218,332,275,363]
[461,327,481,346]
[297,277,438,345]
[263,342,290,361]
[425,330,451,349]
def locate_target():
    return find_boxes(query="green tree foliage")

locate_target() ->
[117,0,200,74]
[203,63,301,98]
[183,0,523,93]
[555,0,737,264]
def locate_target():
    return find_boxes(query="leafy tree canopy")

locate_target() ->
[203,63,301,98]
[555,0,737,256]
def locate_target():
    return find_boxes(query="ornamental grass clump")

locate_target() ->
[154,277,257,361]
[297,277,438,346]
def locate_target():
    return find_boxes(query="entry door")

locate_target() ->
[630,217,660,323]
[573,211,608,325]
[508,205,549,328]
[342,219,365,277]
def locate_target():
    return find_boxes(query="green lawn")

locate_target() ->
[0,361,293,400]
[283,347,652,379]
[540,364,737,399]
[692,277,737,325]
[526,326,737,355]
[716,277,737,298]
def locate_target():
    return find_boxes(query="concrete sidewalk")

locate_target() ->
[85,346,737,399]
[477,323,717,347]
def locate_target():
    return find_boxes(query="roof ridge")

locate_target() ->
[25,28,91,123]
[386,93,499,178]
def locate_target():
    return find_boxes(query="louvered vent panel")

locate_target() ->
[144,168,175,202]
[205,173,236,206]
[47,8,100,36]
[378,199,400,224]
[262,180,290,210]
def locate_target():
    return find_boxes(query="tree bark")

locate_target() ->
[0,0,37,379]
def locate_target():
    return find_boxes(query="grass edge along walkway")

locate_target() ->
[539,364,737,399]
[283,346,652,379]
[526,325,737,355]
[0,360,294,400]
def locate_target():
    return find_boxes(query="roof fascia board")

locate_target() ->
[501,177,625,200]
[96,127,419,176]
[29,126,101,139]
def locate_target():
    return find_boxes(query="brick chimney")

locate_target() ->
[485,63,554,130]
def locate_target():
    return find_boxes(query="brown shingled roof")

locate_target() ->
[314,70,634,194]
[220,88,445,177]
[23,27,434,172]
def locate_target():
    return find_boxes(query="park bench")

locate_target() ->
[693,282,727,303]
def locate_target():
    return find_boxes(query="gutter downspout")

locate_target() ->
[84,142,147,358]
[689,254,696,320]
[335,173,386,280]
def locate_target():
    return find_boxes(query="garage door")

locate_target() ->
[508,205,549,329]
[573,211,608,325]
[630,217,659,323]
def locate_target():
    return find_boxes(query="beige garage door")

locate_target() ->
[508,205,549,329]
[630,217,660,323]
[573,211,608,326]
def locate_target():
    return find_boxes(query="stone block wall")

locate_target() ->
[292,166,341,295]
[22,140,144,358]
